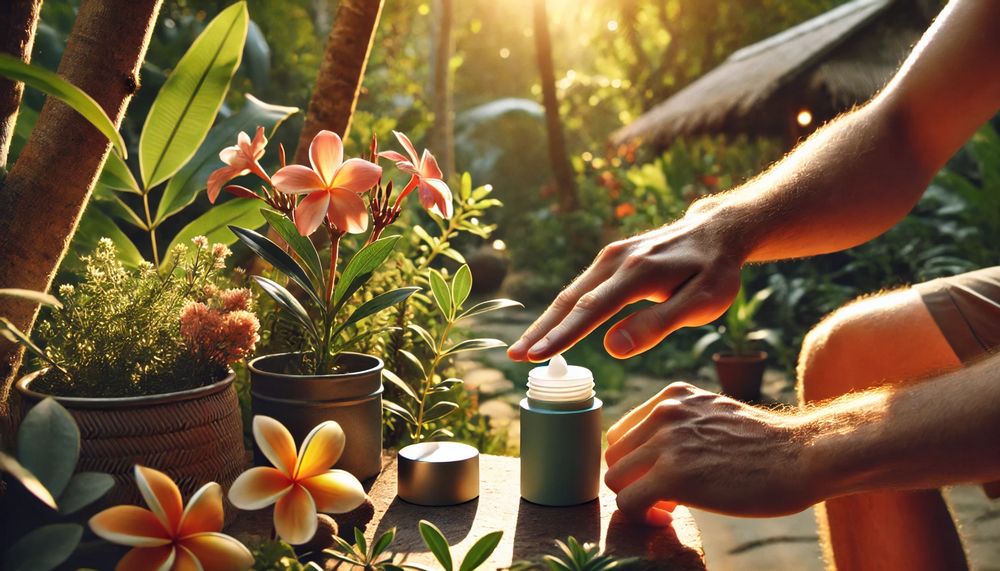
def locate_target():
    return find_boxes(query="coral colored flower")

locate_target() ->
[228,416,366,545]
[380,130,454,218]
[89,466,253,571]
[207,126,270,204]
[271,130,383,236]
[615,203,636,219]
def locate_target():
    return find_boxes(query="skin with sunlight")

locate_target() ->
[228,416,367,545]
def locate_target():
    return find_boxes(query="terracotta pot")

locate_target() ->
[16,370,246,508]
[248,352,384,481]
[711,351,767,402]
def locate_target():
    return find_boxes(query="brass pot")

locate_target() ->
[248,352,384,481]
[712,351,768,402]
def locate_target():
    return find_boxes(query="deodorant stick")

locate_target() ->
[520,355,602,506]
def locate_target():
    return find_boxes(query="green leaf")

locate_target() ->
[460,530,503,571]
[139,1,249,188]
[96,151,141,194]
[428,269,452,319]
[2,524,83,571]
[383,369,418,401]
[65,206,145,271]
[407,324,436,351]
[333,236,402,310]
[457,299,523,321]
[451,265,472,310]
[371,527,396,558]
[692,330,722,359]
[383,400,417,425]
[459,172,472,201]
[252,275,316,339]
[333,287,420,339]
[399,350,425,377]
[422,401,459,422]
[261,209,322,286]
[164,198,265,263]
[0,289,61,308]
[58,472,114,515]
[155,95,297,223]
[418,520,453,571]
[443,338,506,356]
[354,527,368,557]
[0,318,57,368]
[0,54,126,157]
[412,225,435,246]
[92,185,147,229]
[440,248,466,264]
[0,451,56,509]
[427,428,455,441]
[17,398,79,498]
[230,226,319,305]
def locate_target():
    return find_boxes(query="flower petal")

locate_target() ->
[293,191,331,236]
[135,465,184,532]
[181,533,255,571]
[420,178,454,219]
[173,546,203,571]
[272,165,327,195]
[89,505,171,547]
[331,158,382,194]
[392,130,420,165]
[252,416,298,476]
[273,484,318,545]
[218,145,243,166]
[309,130,344,186]
[178,482,224,537]
[227,466,293,510]
[250,126,268,160]
[207,165,247,204]
[300,470,366,514]
[419,149,444,180]
[294,421,346,480]
[378,150,410,163]
[116,546,176,571]
[326,189,369,234]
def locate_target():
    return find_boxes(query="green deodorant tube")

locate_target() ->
[520,355,602,506]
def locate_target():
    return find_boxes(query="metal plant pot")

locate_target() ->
[16,370,246,508]
[712,351,768,402]
[248,351,384,481]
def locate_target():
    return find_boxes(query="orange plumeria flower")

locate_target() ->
[228,416,366,545]
[89,465,253,571]
[380,130,454,219]
[207,126,271,204]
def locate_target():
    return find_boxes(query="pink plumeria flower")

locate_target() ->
[228,416,366,545]
[271,130,382,236]
[380,130,454,218]
[207,126,271,204]
[89,465,253,571]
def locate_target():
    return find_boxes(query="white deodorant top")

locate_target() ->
[527,354,595,403]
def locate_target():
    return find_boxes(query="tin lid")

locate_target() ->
[397,442,480,506]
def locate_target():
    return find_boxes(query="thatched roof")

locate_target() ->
[612,0,925,148]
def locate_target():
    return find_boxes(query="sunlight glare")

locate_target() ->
[607,20,619,32]
[797,109,813,127]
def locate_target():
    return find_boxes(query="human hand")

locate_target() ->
[507,208,745,362]
[605,382,816,526]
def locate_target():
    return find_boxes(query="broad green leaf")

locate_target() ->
[0,54,126,157]
[333,287,420,339]
[442,338,506,356]
[0,289,61,308]
[96,151,141,194]
[457,299,523,321]
[428,269,452,319]
[451,265,472,309]
[92,185,147,229]
[0,451,56,509]
[383,369,418,401]
[164,198,265,263]
[418,520,453,571]
[17,398,79,498]
[155,95,298,223]
[422,401,458,422]
[252,275,316,340]
[333,236,402,310]
[230,226,319,306]
[139,2,248,188]
[65,203,144,272]
[244,20,271,89]
[383,400,417,425]
[2,523,83,571]
[261,209,322,286]
[460,530,503,571]
[371,528,396,558]
[58,472,114,514]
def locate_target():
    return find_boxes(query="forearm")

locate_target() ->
[801,353,1000,500]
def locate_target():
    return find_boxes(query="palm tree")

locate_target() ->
[428,0,456,179]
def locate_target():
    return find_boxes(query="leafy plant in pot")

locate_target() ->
[692,285,781,402]
[214,128,455,480]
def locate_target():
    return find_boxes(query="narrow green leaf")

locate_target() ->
[0,289,61,308]
[399,350,425,377]
[163,198,265,264]
[252,275,316,339]
[261,209,323,287]
[230,226,319,305]
[97,151,141,194]
[354,527,368,556]
[426,428,454,441]
[139,1,249,188]
[333,287,420,339]
[0,451,56,509]
[383,400,417,425]
[2,523,83,571]
[333,236,402,309]
[422,401,459,422]
[440,248,466,264]
[451,265,472,310]
[18,398,80,498]
[459,530,503,571]
[428,269,452,318]
[418,520,453,571]
[383,369,418,401]
[692,330,722,359]
[407,324,436,351]
[92,185,148,229]
[371,528,396,558]
[412,225,435,246]
[459,172,472,201]
[443,338,506,356]
[0,318,56,367]
[0,54,126,157]
[58,472,114,515]
[457,299,523,321]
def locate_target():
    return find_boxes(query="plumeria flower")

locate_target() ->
[380,130,454,218]
[271,130,383,236]
[89,465,253,571]
[207,126,271,204]
[228,416,366,545]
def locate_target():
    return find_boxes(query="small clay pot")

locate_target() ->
[712,351,768,402]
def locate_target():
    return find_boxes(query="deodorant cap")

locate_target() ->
[527,354,595,403]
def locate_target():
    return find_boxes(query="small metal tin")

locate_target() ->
[397,442,480,506]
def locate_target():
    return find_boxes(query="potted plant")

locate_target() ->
[692,285,781,401]
[211,128,455,480]
[5,238,259,506]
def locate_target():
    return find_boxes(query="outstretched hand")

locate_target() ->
[507,210,745,362]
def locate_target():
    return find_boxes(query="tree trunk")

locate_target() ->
[0,0,163,439]
[294,0,385,163]
[533,0,577,212]
[428,0,455,179]
[0,0,43,169]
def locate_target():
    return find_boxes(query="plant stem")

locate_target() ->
[317,226,343,374]
[413,318,454,441]
[142,192,159,266]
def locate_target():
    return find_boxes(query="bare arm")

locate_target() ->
[509,0,1000,362]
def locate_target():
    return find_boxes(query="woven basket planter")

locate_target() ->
[16,370,247,509]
